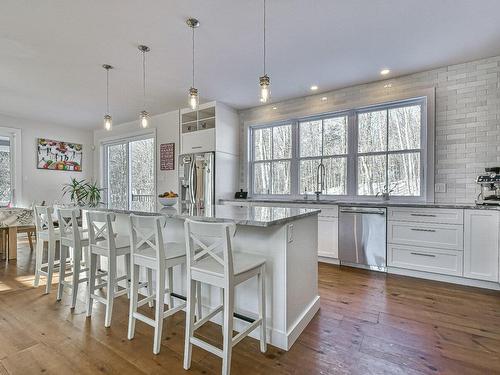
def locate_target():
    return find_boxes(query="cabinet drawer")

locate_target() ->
[317,206,338,218]
[388,244,463,276]
[388,221,463,250]
[388,207,463,224]
[181,128,215,154]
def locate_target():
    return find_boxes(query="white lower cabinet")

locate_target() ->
[318,216,338,259]
[463,209,499,282]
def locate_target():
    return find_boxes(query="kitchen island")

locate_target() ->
[97,204,321,350]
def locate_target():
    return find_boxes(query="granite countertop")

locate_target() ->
[220,198,500,211]
[94,203,321,227]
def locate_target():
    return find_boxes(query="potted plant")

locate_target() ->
[62,178,104,207]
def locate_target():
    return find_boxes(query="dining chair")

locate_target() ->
[183,219,267,375]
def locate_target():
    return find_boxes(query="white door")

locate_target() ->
[318,216,338,259]
[0,134,14,206]
[463,209,499,282]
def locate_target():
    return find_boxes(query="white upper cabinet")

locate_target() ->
[180,101,239,155]
[463,209,499,282]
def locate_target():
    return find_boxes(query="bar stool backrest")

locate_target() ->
[129,214,166,266]
[184,219,236,278]
[34,205,56,237]
[86,211,117,255]
[57,207,81,247]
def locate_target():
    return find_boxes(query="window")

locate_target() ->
[252,124,292,195]
[299,115,348,195]
[356,103,422,196]
[0,136,11,206]
[249,97,428,201]
[103,135,155,211]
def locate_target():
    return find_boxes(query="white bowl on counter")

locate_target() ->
[158,197,178,207]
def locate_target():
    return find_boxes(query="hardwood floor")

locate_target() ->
[1,240,499,374]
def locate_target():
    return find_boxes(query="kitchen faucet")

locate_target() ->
[314,162,326,201]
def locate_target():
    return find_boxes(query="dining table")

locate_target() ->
[0,208,34,260]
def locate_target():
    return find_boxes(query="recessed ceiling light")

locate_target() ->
[310,85,318,91]
[272,106,277,110]
[380,69,390,75]
[321,97,328,102]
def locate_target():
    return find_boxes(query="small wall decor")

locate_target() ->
[160,143,175,171]
[37,138,83,171]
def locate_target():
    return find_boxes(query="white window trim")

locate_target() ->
[99,128,157,210]
[0,126,22,207]
[246,89,435,203]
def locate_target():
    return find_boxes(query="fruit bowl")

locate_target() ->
[159,197,177,207]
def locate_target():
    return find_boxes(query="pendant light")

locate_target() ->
[102,64,113,131]
[187,18,200,110]
[259,0,270,103]
[138,45,151,128]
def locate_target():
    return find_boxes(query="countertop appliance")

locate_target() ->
[179,152,214,208]
[476,167,500,205]
[338,206,387,272]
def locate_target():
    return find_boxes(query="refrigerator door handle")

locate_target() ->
[189,158,197,204]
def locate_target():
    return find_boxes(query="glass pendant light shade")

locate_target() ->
[104,114,112,131]
[259,74,270,103]
[140,110,150,128]
[189,87,199,110]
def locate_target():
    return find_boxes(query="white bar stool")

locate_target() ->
[56,207,90,308]
[33,206,61,294]
[127,214,201,354]
[86,211,131,327]
[183,219,267,375]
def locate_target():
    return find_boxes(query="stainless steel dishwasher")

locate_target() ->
[338,206,387,272]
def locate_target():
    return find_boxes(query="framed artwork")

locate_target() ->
[37,138,83,171]
[160,143,175,171]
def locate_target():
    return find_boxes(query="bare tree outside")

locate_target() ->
[0,139,11,206]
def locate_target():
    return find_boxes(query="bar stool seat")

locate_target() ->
[134,241,186,261]
[192,253,265,281]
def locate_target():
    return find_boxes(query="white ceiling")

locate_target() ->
[2,0,500,129]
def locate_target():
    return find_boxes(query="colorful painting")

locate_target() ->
[37,138,82,171]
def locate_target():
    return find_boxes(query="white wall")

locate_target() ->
[93,109,180,202]
[0,113,94,207]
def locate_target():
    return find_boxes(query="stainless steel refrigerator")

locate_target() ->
[178,152,215,208]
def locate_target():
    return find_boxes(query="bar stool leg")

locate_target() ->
[147,268,154,308]
[153,267,166,355]
[222,285,234,375]
[57,244,68,300]
[124,253,131,298]
[183,278,196,370]
[104,257,116,327]
[258,264,267,353]
[196,281,202,320]
[71,246,82,309]
[166,267,174,308]
[45,240,56,294]
[128,262,140,340]
[86,253,97,317]
[34,239,44,287]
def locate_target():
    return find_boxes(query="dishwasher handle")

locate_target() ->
[339,207,386,215]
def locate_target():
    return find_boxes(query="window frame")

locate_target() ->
[248,96,430,202]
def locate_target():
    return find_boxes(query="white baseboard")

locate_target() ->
[285,295,320,350]
[318,256,340,265]
[388,267,500,291]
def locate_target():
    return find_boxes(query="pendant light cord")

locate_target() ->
[142,49,146,108]
[192,26,195,88]
[263,0,266,75]
[106,68,110,114]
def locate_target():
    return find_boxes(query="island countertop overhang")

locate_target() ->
[91,204,320,227]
